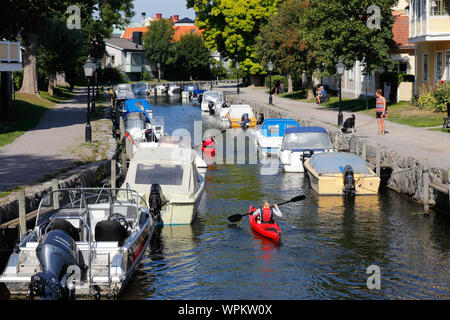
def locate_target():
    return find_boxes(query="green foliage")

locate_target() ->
[102,67,125,83]
[143,19,175,72]
[301,0,397,76]
[168,33,212,80]
[187,0,281,76]
[264,75,288,89]
[12,71,23,91]
[417,83,450,112]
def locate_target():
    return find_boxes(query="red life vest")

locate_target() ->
[202,139,214,152]
[260,207,273,224]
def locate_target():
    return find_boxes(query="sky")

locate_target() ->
[131,0,196,22]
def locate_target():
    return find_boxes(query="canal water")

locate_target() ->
[119,95,450,300]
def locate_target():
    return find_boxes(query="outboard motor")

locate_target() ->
[221,102,229,109]
[343,165,356,196]
[241,113,250,129]
[208,101,215,115]
[257,113,265,125]
[149,184,166,223]
[145,128,158,142]
[302,150,314,163]
[29,228,80,300]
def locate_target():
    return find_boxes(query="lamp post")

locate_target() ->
[83,59,97,143]
[157,62,161,83]
[267,60,273,105]
[335,60,345,126]
[235,61,240,96]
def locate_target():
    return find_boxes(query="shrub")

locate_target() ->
[417,82,450,112]
[102,66,124,83]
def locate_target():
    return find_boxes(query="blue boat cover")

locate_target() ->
[184,85,199,92]
[193,89,207,95]
[285,127,328,135]
[308,152,371,175]
[260,119,301,137]
[122,99,152,120]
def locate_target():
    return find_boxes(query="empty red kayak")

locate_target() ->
[248,206,281,243]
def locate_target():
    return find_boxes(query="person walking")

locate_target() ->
[375,89,386,135]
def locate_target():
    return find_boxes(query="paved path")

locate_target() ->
[0,87,90,192]
[221,85,450,170]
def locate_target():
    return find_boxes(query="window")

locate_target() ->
[131,53,141,66]
[111,55,115,65]
[430,0,450,15]
[135,164,183,185]
[436,51,443,81]
[423,53,429,82]
[445,51,450,80]
[399,61,408,73]
[348,67,354,81]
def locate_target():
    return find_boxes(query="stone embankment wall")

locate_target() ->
[226,94,450,214]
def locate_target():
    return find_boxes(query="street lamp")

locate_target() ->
[267,60,274,105]
[83,59,97,143]
[157,62,161,83]
[335,60,345,127]
[235,61,240,97]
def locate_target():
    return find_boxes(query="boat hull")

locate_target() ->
[248,206,281,243]
[304,159,380,195]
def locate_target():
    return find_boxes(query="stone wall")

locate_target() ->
[226,94,450,214]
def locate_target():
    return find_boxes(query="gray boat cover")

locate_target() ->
[308,152,371,175]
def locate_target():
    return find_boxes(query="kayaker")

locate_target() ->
[202,135,215,152]
[251,199,283,224]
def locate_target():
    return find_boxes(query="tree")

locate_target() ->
[187,0,280,81]
[143,19,176,77]
[171,33,212,80]
[257,0,317,97]
[302,0,397,77]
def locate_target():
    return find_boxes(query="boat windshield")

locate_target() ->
[282,132,332,150]
[135,164,184,186]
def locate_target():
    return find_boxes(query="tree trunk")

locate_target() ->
[18,33,40,97]
[287,74,293,93]
[0,72,13,121]
[306,74,314,100]
[48,75,55,96]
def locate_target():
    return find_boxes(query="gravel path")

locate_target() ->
[0,87,91,192]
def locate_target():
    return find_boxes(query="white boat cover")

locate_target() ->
[227,105,255,118]
[308,152,371,175]
[281,131,332,151]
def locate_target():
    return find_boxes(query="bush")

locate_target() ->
[142,70,153,81]
[417,82,450,112]
[102,66,124,83]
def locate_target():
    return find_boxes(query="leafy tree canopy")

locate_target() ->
[143,19,176,70]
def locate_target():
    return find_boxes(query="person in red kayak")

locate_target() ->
[202,135,216,155]
[251,199,283,224]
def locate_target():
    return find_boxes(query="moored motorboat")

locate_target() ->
[0,187,154,299]
[167,84,181,96]
[248,206,281,243]
[303,152,380,196]
[133,82,147,96]
[121,146,206,225]
[200,91,225,114]
[223,104,257,128]
[278,127,333,173]
[252,118,301,157]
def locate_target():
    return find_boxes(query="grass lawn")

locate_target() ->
[281,92,446,128]
[0,86,76,147]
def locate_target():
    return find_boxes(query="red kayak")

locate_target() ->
[248,206,281,244]
[202,139,216,156]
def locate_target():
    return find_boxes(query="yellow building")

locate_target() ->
[409,0,450,95]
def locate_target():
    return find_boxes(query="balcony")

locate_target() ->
[0,41,22,72]
[409,0,450,42]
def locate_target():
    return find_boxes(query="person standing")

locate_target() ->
[375,89,386,135]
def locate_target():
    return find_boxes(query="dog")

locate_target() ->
[341,114,356,134]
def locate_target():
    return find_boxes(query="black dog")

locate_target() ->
[341,114,356,134]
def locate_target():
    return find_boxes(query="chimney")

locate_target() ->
[173,15,179,23]
[141,12,146,25]
[156,13,162,19]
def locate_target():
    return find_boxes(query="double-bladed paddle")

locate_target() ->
[227,195,306,223]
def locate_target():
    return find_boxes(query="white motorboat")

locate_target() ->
[155,85,168,96]
[278,127,333,173]
[121,146,206,225]
[0,187,154,299]
[168,84,181,96]
[221,104,257,128]
[200,91,225,114]
[133,82,147,96]
[252,118,301,157]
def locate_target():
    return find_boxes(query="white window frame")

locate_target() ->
[445,50,450,80]
[423,53,429,82]
[348,66,354,81]
[436,50,443,82]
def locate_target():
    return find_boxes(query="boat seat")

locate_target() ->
[94,220,128,246]
[46,218,80,241]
